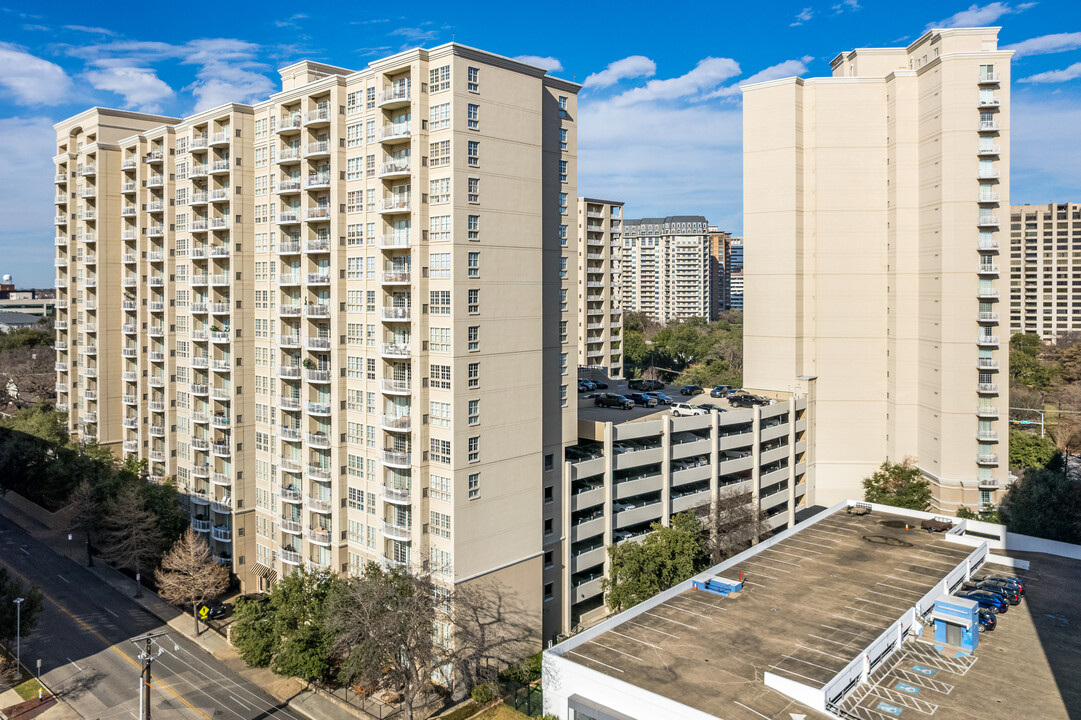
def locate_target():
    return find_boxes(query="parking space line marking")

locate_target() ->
[590,640,644,662]
[568,650,623,673]
[733,701,772,720]
[809,633,863,649]
[760,547,807,560]
[856,596,907,611]
[820,624,874,638]
[833,613,884,629]
[803,525,849,537]
[877,581,925,594]
[743,580,768,588]
[797,644,849,662]
[776,654,836,673]
[57,574,70,583]
[785,539,827,552]
[846,605,888,618]
[768,665,824,684]
[742,559,791,573]
[666,603,710,619]
[867,589,918,603]
[892,567,943,579]
[609,630,661,649]
[625,619,678,639]
[643,610,697,629]
[105,607,118,617]
[755,553,801,566]
[884,575,933,587]
[738,568,780,580]
[679,596,728,611]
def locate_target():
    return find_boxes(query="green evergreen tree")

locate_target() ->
[603,512,707,612]
[862,459,933,511]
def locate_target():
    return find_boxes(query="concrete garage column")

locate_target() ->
[787,397,797,529]
[709,408,721,516]
[602,421,614,564]
[561,460,574,636]
[752,404,762,510]
[660,414,672,527]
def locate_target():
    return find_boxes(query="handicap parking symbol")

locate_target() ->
[876,701,904,716]
[895,681,920,695]
[912,664,937,676]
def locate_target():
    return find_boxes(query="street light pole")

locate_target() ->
[13,597,25,673]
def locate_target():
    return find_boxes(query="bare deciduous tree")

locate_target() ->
[155,527,229,635]
[100,485,165,597]
[0,346,56,409]
[448,581,537,696]
[67,480,99,566]
[700,488,772,565]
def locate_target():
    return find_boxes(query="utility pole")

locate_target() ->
[13,598,24,672]
[130,631,168,720]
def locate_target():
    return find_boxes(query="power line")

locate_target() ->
[130,631,169,720]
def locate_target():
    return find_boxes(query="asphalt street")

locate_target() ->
[0,516,309,720]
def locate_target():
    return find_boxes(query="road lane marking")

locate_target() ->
[105,607,118,617]
[0,559,211,720]
[57,574,70,583]
[66,658,82,671]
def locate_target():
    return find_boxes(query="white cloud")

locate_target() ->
[583,55,656,89]
[612,57,740,106]
[791,8,814,26]
[63,25,117,35]
[513,55,564,73]
[0,43,73,105]
[389,26,442,43]
[187,64,276,112]
[1017,61,1081,83]
[832,0,860,12]
[704,57,814,99]
[85,65,174,112]
[928,2,1036,29]
[0,116,61,287]
[1003,32,1081,57]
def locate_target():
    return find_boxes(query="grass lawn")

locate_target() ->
[13,677,46,701]
[475,705,531,720]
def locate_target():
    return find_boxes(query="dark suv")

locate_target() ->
[957,589,1008,614]
[595,393,633,410]
[628,378,664,391]
[680,385,704,396]
[626,393,658,408]
[730,393,769,408]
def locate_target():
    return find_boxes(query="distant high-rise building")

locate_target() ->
[742,27,1011,512]
[621,216,711,323]
[53,44,579,644]
[1008,202,1081,342]
[576,198,624,377]
[707,228,743,316]
[727,237,743,312]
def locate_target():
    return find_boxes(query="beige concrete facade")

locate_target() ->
[54,45,579,646]
[576,198,624,377]
[1008,203,1081,341]
[621,216,712,322]
[742,27,1011,513]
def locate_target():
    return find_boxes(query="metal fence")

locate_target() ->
[315,683,403,719]
[504,681,544,717]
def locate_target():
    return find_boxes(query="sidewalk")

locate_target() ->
[0,498,378,720]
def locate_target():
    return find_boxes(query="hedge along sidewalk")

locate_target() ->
[0,497,376,720]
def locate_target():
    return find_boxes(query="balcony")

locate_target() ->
[55,236,67,247]
[83,367,97,379]
[379,196,411,214]
[191,383,210,396]
[382,270,411,285]
[977,144,1001,157]
[978,382,999,394]
[978,71,1001,84]
[381,415,412,433]
[977,192,1000,203]
[378,88,411,108]
[212,414,231,428]
[191,165,208,178]
[278,146,301,163]
[307,432,331,449]
[212,526,232,543]
[382,485,411,505]
[83,390,97,401]
[210,131,230,147]
[209,301,230,314]
[977,406,999,418]
[84,345,97,356]
[210,330,231,343]
[307,528,332,546]
[379,159,411,179]
[307,336,331,350]
[306,239,331,253]
[55,172,69,183]
[281,548,302,565]
[192,519,211,533]
[380,306,411,322]
[278,212,300,224]
[976,288,999,300]
[54,216,67,226]
[978,120,1000,132]
[977,431,999,442]
[978,311,999,323]
[977,358,999,370]
[146,175,163,188]
[278,241,302,255]
[280,334,301,348]
[305,107,331,126]
[379,123,411,142]
[192,412,210,425]
[381,379,411,395]
[212,472,231,487]
[977,335,999,346]
[122,371,138,382]
[77,210,96,222]
[279,365,302,380]
[277,178,302,195]
[148,226,164,238]
[306,369,331,383]
[279,396,302,411]
[305,207,331,221]
[148,449,165,462]
[54,341,68,351]
[382,450,411,468]
[79,165,96,176]
[148,400,165,412]
[304,142,330,158]
[306,496,333,514]
[191,438,209,451]
[978,239,999,252]
[977,454,999,466]
[212,442,231,458]
[380,342,410,358]
[148,325,165,337]
[381,521,412,542]
[977,263,999,275]
[976,215,999,227]
[210,161,230,175]
[307,402,331,416]
[380,233,410,249]
[281,519,302,535]
[82,412,98,424]
[149,425,165,437]
[305,304,331,318]
[281,486,303,503]
[211,497,232,514]
[211,387,231,401]
[279,303,303,317]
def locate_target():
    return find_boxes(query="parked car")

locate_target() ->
[920,518,955,533]
[646,392,674,405]
[578,379,596,392]
[846,504,872,516]
[595,393,633,410]
[593,380,609,389]
[672,402,708,417]
[680,384,704,396]
[626,392,659,408]
[696,403,726,413]
[978,608,997,632]
[957,589,1008,614]
[730,393,769,408]
[628,378,664,391]
[979,575,1025,597]
[710,385,732,398]
[565,445,603,462]
[969,579,1021,605]
[197,599,228,620]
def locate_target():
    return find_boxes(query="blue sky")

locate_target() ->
[1,0,1079,287]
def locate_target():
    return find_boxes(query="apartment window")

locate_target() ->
[468,399,479,426]
[430,215,451,242]
[366,154,375,178]
[430,65,451,92]
[559,320,567,343]
[559,127,567,151]
[431,364,451,389]
[347,224,363,246]
[430,474,451,502]
[430,327,450,352]
[366,87,375,109]
[559,224,567,247]
[430,511,451,539]
[560,352,567,375]
[467,436,479,463]
[430,252,451,278]
[367,289,376,311]
[467,289,479,314]
[346,157,362,180]
[366,119,375,144]
[559,256,567,279]
[467,251,479,278]
[430,140,451,167]
[467,215,479,241]
[430,102,450,130]
[468,362,479,388]
[346,123,362,147]
[346,190,362,213]
[468,472,480,499]
[346,322,362,345]
[467,66,479,92]
[347,256,362,278]
[430,438,451,465]
[560,288,567,312]
[467,141,479,167]
[430,290,451,315]
[346,91,360,114]
[558,95,568,117]
[467,103,479,129]
[558,192,567,213]
[559,160,567,183]
[467,326,479,352]
[560,384,567,407]
[429,401,451,427]
[467,178,479,203]
[430,178,450,205]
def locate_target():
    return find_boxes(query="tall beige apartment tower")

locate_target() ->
[1008,202,1081,342]
[53,45,580,644]
[621,216,712,322]
[743,27,1012,512]
[576,198,624,378]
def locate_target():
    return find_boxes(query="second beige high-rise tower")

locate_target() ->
[743,27,1011,512]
